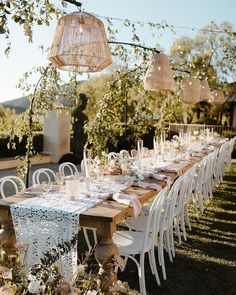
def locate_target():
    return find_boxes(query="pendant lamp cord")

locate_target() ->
[64,0,82,10]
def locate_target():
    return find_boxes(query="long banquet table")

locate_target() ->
[0,140,225,293]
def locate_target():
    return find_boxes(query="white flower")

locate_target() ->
[0,266,12,280]
[112,280,127,293]
[86,290,97,295]
[28,277,42,294]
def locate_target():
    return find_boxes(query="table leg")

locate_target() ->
[95,222,119,294]
[0,209,16,260]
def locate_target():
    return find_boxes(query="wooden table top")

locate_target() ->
[0,161,192,228]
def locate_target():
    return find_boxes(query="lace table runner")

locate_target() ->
[10,196,102,281]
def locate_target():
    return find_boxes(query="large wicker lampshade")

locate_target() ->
[180,77,201,104]
[48,11,112,72]
[144,53,175,91]
[209,90,225,105]
[200,79,211,101]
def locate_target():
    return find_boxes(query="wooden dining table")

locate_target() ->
[2,136,227,293]
[0,160,194,293]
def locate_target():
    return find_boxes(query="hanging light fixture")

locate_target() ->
[200,79,211,101]
[48,2,112,73]
[209,90,225,105]
[143,52,175,91]
[180,77,201,104]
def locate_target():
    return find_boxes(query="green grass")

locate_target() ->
[117,161,236,295]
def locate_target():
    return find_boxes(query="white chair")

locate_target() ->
[125,174,186,281]
[179,164,196,240]
[131,149,138,158]
[108,152,118,162]
[0,176,26,199]
[32,168,56,185]
[120,150,130,158]
[215,141,230,184]
[113,187,167,295]
[59,162,78,177]
[192,156,207,218]
[225,137,236,170]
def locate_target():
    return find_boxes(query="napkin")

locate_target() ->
[161,167,182,175]
[141,172,172,187]
[112,193,142,218]
[137,181,162,191]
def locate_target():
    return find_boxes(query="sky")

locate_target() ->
[0,0,235,103]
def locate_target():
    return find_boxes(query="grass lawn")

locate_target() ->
[117,160,236,295]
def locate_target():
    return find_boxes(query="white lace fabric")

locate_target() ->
[10,196,102,281]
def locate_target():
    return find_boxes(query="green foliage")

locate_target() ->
[0,105,15,133]
[0,236,139,295]
[0,1,66,55]
[0,133,43,158]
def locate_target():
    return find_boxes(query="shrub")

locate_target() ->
[0,133,43,158]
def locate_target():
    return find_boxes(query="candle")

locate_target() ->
[137,139,143,168]
[83,152,89,178]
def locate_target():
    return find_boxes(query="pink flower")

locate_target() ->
[15,241,28,251]
[0,285,14,295]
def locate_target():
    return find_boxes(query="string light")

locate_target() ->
[95,14,236,35]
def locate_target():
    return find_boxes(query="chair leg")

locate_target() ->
[139,254,147,295]
[170,226,175,258]
[150,248,161,286]
[165,230,173,262]
[148,252,154,275]
[185,205,191,230]
[180,212,187,241]
[159,232,166,280]
[174,218,182,244]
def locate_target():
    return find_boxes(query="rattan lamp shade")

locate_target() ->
[180,77,201,104]
[144,53,175,91]
[200,80,211,101]
[209,90,225,105]
[48,11,112,72]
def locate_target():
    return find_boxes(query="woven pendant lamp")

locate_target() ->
[48,11,112,72]
[209,90,225,105]
[200,80,211,101]
[180,77,201,104]
[144,53,175,91]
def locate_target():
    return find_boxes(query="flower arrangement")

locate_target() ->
[0,238,140,295]
[172,135,186,151]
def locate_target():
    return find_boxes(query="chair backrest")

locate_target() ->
[217,141,229,165]
[108,152,118,162]
[142,186,168,252]
[0,176,26,199]
[59,162,78,177]
[174,170,190,216]
[211,148,220,176]
[120,150,130,158]
[131,149,138,158]
[32,168,56,185]
[162,174,186,229]
[184,164,197,205]
[195,156,207,189]
[229,137,236,155]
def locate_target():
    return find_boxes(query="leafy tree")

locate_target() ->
[0,0,66,54]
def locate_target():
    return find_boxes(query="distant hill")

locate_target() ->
[1,96,30,114]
